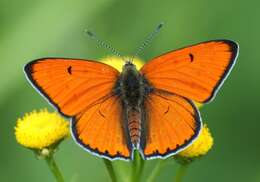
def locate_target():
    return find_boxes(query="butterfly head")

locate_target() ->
[121,61,138,75]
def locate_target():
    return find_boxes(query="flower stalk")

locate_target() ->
[132,151,145,182]
[103,159,117,182]
[146,160,166,182]
[45,154,65,182]
[175,164,189,182]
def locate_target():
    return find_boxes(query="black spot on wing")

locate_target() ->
[189,53,194,62]
[67,66,72,74]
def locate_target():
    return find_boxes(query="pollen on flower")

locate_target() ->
[101,56,144,71]
[15,109,69,149]
[178,124,214,158]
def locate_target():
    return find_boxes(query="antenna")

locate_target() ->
[131,22,164,61]
[85,30,122,57]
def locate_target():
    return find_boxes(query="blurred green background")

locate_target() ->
[1,0,260,181]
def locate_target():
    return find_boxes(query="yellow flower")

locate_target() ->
[15,109,69,149]
[101,56,144,71]
[178,124,214,158]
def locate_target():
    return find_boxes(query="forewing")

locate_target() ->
[142,91,201,159]
[140,40,238,103]
[71,95,132,160]
[24,58,119,116]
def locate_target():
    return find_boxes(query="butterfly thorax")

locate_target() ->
[118,62,150,149]
[120,62,144,105]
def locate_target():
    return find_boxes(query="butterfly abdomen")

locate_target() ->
[127,108,141,147]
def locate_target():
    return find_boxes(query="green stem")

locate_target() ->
[103,159,117,182]
[138,157,145,180]
[132,151,139,182]
[132,152,145,182]
[146,160,165,182]
[175,164,188,182]
[45,155,65,182]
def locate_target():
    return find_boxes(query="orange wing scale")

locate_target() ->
[142,91,201,159]
[72,95,131,160]
[141,40,238,103]
[25,58,119,116]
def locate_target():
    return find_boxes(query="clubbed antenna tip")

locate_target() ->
[157,22,164,30]
[85,30,94,37]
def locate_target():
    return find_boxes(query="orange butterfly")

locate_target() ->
[24,40,238,160]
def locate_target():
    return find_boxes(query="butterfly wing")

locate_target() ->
[71,95,132,160]
[142,90,201,159]
[25,58,132,160]
[140,40,238,158]
[24,58,119,116]
[140,40,239,103]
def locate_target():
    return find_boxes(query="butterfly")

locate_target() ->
[24,40,238,160]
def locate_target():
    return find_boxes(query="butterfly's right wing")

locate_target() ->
[141,90,201,159]
[140,40,238,103]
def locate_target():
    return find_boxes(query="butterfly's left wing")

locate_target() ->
[24,58,119,116]
[72,95,132,160]
[24,58,132,160]
[141,91,201,159]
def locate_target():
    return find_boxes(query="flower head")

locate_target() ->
[178,124,214,159]
[15,109,69,149]
[101,56,144,71]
